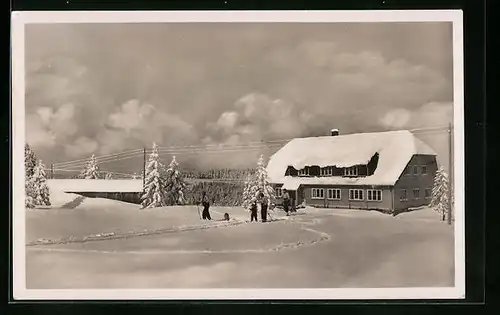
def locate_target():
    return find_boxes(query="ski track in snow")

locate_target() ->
[27,215,332,255]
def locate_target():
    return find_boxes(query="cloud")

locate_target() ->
[26,103,78,150]
[378,102,452,130]
[378,102,453,171]
[263,43,450,116]
[379,109,412,129]
[97,99,197,154]
[207,93,316,145]
[64,136,99,158]
[25,113,56,149]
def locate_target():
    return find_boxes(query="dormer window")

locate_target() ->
[344,166,358,177]
[320,166,333,176]
[298,168,309,176]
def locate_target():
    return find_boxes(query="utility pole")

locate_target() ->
[142,148,146,192]
[448,122,453,225]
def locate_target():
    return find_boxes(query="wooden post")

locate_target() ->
[447,122,453,225]
[50,163,54,179]
[142,148,146,192]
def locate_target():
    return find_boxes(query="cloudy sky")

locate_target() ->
[25,22,454,172]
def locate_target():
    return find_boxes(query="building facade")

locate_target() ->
[266,130,438,213]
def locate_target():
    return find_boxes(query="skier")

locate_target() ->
[282,189,291,216]
[200,191,212,220]
[258,192,268,222]
[249,200,258,222]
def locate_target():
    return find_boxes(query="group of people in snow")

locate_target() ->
[249,192,270,222]
[197,188,295,223]
[248,188,295,222]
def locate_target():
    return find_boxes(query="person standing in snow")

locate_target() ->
[200,191,212,220]
[258,192,268,222]
[282,189,290,216]
[249,200,258,222]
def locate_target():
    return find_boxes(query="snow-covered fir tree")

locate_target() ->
[79,154,100,179]
[25,180,35,209]
[254,154,276,206]
[25,143,38,208]
[140,143,167,208]
[242,174,259,209]
[163,156,187,205]
[430,166,451,221]
[241,174,253,209]
[25,143,37,179]
[30,159,51,206]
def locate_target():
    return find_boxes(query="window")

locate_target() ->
[421,165,428,175]
[327,188,341,200]
[344,166,358,177]
[298,168,309,176]
[425,188,432,199]
[321,167,333,176]
[413,166,419,175]
[349,189,364,201]
[400,189,407,201]
[275,188,283,198]
[311,188,324,199]
[367,189,382,201]
[413,188,420,199]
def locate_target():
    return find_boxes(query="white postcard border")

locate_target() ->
[11,10,465,300]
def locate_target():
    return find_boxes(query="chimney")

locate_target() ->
[330,128,339,136]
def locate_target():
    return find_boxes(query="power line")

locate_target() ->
[55,151,144,169]
[53,148,143,167]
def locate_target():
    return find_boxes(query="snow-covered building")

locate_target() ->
[47,179,144,203]
[266,130,438,212]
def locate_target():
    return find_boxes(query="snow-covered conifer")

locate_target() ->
[79,154,100,179]
[25,180,35,209]
[140,143,167,208]
[163,156,187,205]
[430,166,451,221]
[30,159,51,206]
[25,143,37,179]
[242,173,260,209]
[241,174,253,209]
[254,154,276,206]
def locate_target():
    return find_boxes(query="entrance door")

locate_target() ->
[296,187,305,206]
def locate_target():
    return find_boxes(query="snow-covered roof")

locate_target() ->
[47,179,143,193]
[267,130,436,186]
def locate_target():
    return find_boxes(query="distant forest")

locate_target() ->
[182,168,255,180]
[52,168,256,180]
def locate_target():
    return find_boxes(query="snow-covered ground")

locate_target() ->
[26,186,453,288]
[26,203,454,289]
[46,189,83,208]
